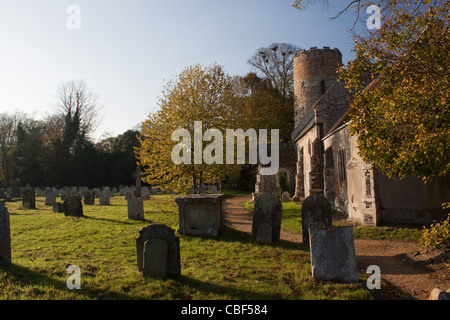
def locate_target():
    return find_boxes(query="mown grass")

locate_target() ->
[245,199,423,242]
[0,193,375,300]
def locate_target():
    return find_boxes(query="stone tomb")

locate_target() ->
[301,194,332,244]
[0,202,11,264]
[309,226,358,283]
[136,224,181,278]
[128,198,144,221]
[63,196,84,217]
[175,194,224,236]
[251,193,282,242]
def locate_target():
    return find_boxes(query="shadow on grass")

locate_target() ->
[171,275,277,300]
[0,263,140,300]
[180,226,309,251]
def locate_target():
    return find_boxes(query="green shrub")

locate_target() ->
[418,212,450,250]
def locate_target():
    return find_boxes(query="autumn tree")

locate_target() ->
[293,0,449,180]
[136,64,240,193]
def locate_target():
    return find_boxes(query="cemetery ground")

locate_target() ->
[1,193,448,300]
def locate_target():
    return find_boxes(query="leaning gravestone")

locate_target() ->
[0,202,11,264]
[309,226,358,283]
[128,198,144,221]
[251,193,282,242]
[136,224,181,278]
[83,190,95,205]
[63,196,84,217]
[301,194,332,245]
[22,187,36,209]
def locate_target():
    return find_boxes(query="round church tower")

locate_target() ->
[293,47,343,127]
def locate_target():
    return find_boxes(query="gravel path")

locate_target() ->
[222,195,450,300]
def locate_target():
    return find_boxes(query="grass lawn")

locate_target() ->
[1,194,376,300]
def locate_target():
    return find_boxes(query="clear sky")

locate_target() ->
[0,0,363,141]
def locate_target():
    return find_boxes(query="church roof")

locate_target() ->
[291,108,315,142]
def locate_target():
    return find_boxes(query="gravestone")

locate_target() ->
[63,196,84,217]
[53,202,64,213]
[0,202,11,264]
[83,190,95,205]
[99,189,110,205]
[141,187,150,200]
[301,194,332,244]
[281,191,290,202]
[143,238,168,278]
[11,179,20,198]
[22,187,36,209]
[209,185,218,194]
[45,190,58,206]
[136,224,181,278]
[251,193,282,242]
[256,223,272,243]
[309,226,358,283]
[128,198,144,221]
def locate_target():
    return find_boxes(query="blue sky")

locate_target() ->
[0,1,363,141]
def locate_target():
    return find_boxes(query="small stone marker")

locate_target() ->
[143,238,168,278]
[251,193,282,242]
[22,187,36,209]
[136,224,181,278]
[128,198,144,220]
[309,226,358,283]
[0,202,11,264]
[301,194,332,244]
[83,190,95,205]
[281,191,290,202]
[63,196,84,217]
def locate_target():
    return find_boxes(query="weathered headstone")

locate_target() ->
[301,194,332,244]
[143,238,168,278]
[127,198,144,220]
[281,191,290,202]
[256,223,272,243]
[83,190,95,205]
[45,190,58,206]
[22,187,36,209]
[136,224,181,278]
[251,193,282,242]
[0,202,11,264]
[309,226,358,283]
[209,185,218,194]
[63,196,84,217]
[99,189,110,205]
[60,190,69,201]
[53,202,64,213]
